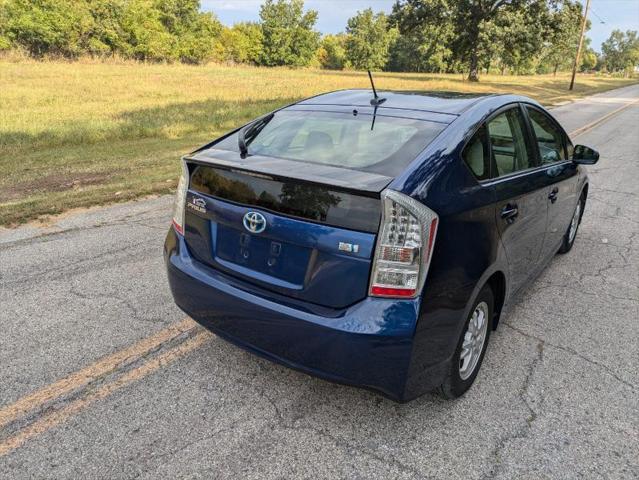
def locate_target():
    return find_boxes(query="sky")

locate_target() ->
[202,0,639,52]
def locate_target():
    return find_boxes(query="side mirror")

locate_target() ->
[572,144,599,165]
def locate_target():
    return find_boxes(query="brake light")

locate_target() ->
[172,159,188,235]
[369,190,438,298]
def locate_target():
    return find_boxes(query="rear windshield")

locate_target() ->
[213,110,446,176]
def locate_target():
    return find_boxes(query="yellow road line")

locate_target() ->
[569,98,639,138]
[0,330,211,457]
[0,317,197,429]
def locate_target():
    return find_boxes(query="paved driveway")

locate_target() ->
[1,85,638,479]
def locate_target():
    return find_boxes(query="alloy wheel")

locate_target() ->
[459,301,489,380]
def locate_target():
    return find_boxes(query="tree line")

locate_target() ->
[1,0,637,80]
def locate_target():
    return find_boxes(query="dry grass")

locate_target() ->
[1,60,637,225]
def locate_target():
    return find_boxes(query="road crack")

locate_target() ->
[481,339,544,480]
[256,385,431,479]
[68,285,164,324]
[503,323,635,390]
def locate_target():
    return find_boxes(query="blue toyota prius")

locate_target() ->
[164,88,599,401]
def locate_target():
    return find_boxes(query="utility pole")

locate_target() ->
[569,0,591,90]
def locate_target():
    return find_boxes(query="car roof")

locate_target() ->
[296,89,498,116]
[292,89,544,125]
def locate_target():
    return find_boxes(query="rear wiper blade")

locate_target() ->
[238,112,274,158]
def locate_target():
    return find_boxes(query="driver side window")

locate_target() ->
[526,107,566,164]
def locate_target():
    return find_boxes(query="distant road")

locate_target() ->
[551,83,639,135]
[1,85,638,479]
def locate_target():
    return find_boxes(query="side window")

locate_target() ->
[526,107,566,164]
[462,125,491,180]
[487,108,534,177]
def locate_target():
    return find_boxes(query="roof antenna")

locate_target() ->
[370,104,378,131]
[367,70,386,106]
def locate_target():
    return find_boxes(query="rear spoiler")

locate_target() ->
[185,148,393,195]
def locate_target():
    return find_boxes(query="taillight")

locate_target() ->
[369,190,438,298]
[172,159,188,235]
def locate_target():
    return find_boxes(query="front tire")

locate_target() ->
[440,285,494,399]
[558,195,585,254]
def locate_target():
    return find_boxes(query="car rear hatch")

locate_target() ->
[182,149,390,309]
[180,107,447,309]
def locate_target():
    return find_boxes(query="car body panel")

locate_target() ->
[491,171,550,293]
[298,89,494,115]
[540,162,580,256]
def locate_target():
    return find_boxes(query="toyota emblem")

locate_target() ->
[243,211,267,234]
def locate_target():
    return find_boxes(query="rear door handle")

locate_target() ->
[548,187,559,203]
[501,204,519,223]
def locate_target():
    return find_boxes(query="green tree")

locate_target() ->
[1,0,222,63]
[344,8,397,70]
[536,1,584,75]
[317,33,348,69]
[492,1,550,75]
[155,0,200,32]
[78,0,128,56]
[388,0,453,73]
[0,0,8,49]
[233,22,263,64]
[215,23,263,64]
[175,12,221,63]
[153,0,221,63]
[392,0,562,81]
[2,0,93,57]
[121,0,178,61]
[454,0,532,80]
[259,0,319,67]
[601,29,639,74]
[580,46,597,71]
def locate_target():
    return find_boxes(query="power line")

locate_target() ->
[589,7,606,24]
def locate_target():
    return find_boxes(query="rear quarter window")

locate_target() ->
[462,125,491,180]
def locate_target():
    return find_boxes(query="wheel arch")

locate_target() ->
[460,266,508,336]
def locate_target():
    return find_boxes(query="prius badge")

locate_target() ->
[187,197,206,214]
[338,242,360,253]
[243,211,267,234]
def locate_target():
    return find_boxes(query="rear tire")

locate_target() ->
[440,285,494,399]
[558,195,585,254]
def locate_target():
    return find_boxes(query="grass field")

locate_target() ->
[1,60,637,226]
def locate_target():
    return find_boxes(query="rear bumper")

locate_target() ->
[165,227,442,401]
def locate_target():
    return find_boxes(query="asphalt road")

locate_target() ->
[1,85,638,479]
